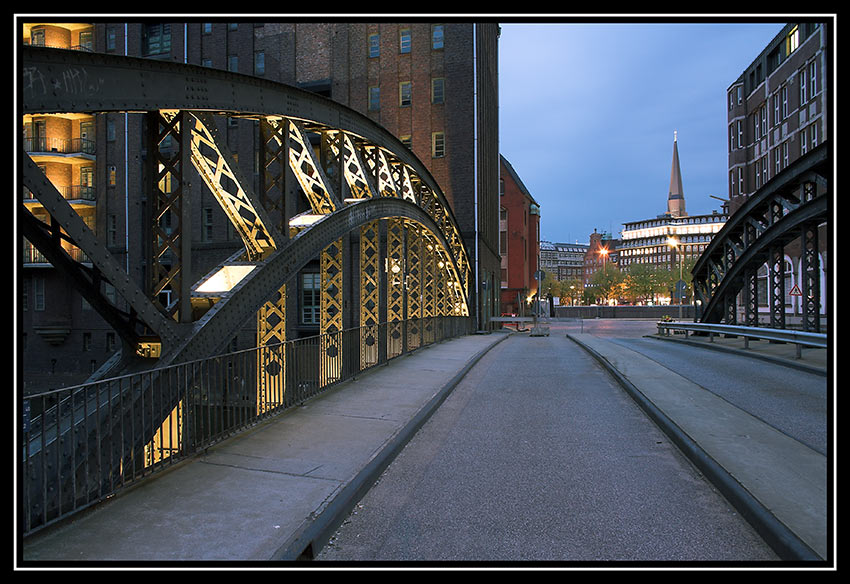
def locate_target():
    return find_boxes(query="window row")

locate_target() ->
[729,59,819,152]
[368,25,445,58]
[368,79,446,110]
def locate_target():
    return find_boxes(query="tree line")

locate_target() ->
[539,257,696,306]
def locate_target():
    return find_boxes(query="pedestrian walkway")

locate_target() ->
[647,330,828,376]
[20,332,509,563]
[568,333,828,562]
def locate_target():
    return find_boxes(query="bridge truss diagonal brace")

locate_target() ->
[21,154,181,350]
[184,111,283,260]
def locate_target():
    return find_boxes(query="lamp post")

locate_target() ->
[667,237,683,320]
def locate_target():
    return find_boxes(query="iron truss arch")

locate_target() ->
[692,142,829,329]
[20,45,471,371]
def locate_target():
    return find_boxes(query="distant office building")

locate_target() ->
[539,241,587,283]
[499,155,539,315]
[619,134,727,277]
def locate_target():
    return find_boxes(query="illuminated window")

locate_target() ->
[786,25,799,55]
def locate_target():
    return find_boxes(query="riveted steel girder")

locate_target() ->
[692,144,828,325]
[20,45,471,367]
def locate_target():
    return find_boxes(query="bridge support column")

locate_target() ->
[768,244,786,330]
[743,267,759,327]
[386,218,405,359]
[801,221,821,333]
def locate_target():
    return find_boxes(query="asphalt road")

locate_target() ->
[315,320,783,563]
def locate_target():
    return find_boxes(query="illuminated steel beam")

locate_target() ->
[185,111,280,261]
[320,238,344,386]
[359,220,380,369]
[406,220,422,350]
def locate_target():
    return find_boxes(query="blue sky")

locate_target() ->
[497,19,786,244]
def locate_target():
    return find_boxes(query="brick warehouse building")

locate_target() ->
[19,20,501,391]
[499,155,540,316]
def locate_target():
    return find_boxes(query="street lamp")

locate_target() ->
[667,237,683,320]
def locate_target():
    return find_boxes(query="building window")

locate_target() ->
[432,132,445,158]
[781,86,788,119]
[786,25,799,56]
[400,135,412,149]
[400,28,411,54]
[142,23,171,56]
[432,24,444,49]
[368,86,380,111]
[255,51,265,75]
[809,60,818,98]
[399,81,412,107]
[301,273,320,325]
[228,55,238,72]
[431,78,445,104]
[368,33,380,58]
[107,29,117,51]
[202,23,212,34]
[202,58,212,68]
[800,67,807,105]
[83,332,92,351]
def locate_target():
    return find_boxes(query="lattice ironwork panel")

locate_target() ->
[360,221,380,369]
[287,121,339,215]
[422,233,436,344]
[257,284,287,414]
[321,239,344,386]
[769,245,786,329]
[387,218,405,358]
[406,221,422,350]
[260,118,289,229]
[801,223,821,332]
[187,112,278,260]
[338,133,376,200]
[149,111,186,319]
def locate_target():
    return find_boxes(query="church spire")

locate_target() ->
[667,131,687,217]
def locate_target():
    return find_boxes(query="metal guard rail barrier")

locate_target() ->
[656,321,827,358]
[21,316,472,536]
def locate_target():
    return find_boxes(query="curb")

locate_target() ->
[566,333,824,563]
[273,333,510,561]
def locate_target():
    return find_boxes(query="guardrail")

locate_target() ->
[21,316,472,536]
[656,321,827,359]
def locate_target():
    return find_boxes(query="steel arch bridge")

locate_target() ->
[20,46,474,532]
[692,142,829,331]
[21,45,471,370]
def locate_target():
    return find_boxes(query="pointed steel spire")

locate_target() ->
[667,131,687,217]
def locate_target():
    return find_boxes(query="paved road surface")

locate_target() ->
[317,322,780,562]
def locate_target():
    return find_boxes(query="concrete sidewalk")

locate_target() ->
[21,332,509,563]
[568,333,829,562]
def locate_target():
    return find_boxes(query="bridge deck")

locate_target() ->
[21,329,829,562]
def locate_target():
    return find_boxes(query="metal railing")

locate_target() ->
[20,316,472,536]
[656,321,827,358]
[24,137,96,156]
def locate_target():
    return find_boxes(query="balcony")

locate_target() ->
[23,240,90,267]
[25,137,96,158]
[24,185,96,204]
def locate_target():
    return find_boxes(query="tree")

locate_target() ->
[590,262,623,304]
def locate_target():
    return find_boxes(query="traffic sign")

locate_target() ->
[789,284,802,296]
